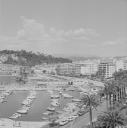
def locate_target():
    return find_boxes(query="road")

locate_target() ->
[61,100,107,128]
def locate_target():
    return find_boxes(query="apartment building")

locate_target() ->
[73,60,99,76]
[34,64,57,74]
[123,60,127,70]
[56,63,81,76]
[115,59,127,71]
[0,64,21,75]
[98,60,115,79]
[80,63,98,75]
[0,64,31,76]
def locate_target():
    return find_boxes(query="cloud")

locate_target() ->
[0,36,16,42]
[17,16,49,40]
[103,41,118,46]
[73,28,99,37]
[50,27,99,40]
[1,17,99,42]
[103,38,127,46]
[0,16,100,53]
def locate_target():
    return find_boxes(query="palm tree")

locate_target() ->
[119,80,126,100]
[97,90,104,102]
[104,80,121,110]
[113,70,127,100]
[112,80,126,108]
[103,84,110,110]
[79,94,99,128]
[103,82,116,110]
[111,82,120,107]
[97,110,125,128]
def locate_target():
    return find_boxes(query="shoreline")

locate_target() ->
[0,75,104,128]
[0,118,49,128]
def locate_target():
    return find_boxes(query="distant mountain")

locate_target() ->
[0,50,72,66]
[53,54,101,61]
[67,56,101,61]
[69,56,127,61]
[114,56,127,59]
[53,53,127,61]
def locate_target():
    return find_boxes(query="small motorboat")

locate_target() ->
[9,113,22,119]
[72,99,81,102]
[43,111,52,115]
[42,117,49,120]
[62,93,73,98]
[47,107,55,111]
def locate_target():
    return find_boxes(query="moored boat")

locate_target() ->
[72,99,81,102]
[62,93,73,98]
[50,94,60,99]
[9,113,22,119]
[47,107,55,111]
[42,117,49,120]
[43,111,52,115]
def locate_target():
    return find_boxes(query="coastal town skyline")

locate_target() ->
[0,0,127,57]
[0,1,127,127]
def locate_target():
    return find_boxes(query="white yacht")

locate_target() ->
[51,99,60,107]
[62,93,73,98]
[47,107,55,111]
[17,106,30,114]
[42,117,49,120]
[22,99,33,106]
[72,99,81,102]
[43,111,52,115]
[9,113,22,119]
[50,94,60,99]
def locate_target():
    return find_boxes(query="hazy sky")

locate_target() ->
[0,0,127,57]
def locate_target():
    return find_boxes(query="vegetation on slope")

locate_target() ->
[0,50,72,66]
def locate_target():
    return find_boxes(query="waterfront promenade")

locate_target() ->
[0,118,49,128]
[61,100,106,128]
[0,74,104,128]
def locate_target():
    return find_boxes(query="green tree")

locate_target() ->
[103,81,119,110]
[97,110,125,128]
[79,94,99,128]
[97,90,104,102]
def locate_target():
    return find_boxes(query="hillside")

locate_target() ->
[0,50,72,66]
[67,56,101,61]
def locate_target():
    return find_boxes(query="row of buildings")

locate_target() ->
[43,59,127,79]
[0,64,31,77]
[28,58,127,79]
[98,59,127,78]
[56,61,99,77]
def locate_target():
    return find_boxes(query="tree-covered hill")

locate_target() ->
[0,50,72,66]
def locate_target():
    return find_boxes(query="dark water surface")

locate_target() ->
[0,91,28,118]
[0,75,16,85]
[0,91,51,121]
[0,75,81,121]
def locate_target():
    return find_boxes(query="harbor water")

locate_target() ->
[0,90,81,121]
[0,75,82,122]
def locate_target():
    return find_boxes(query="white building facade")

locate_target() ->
[98,61,116,78]
[80,63,98,75]
[73,60,99,76]
[115,59,127,71]
[56,63,81,76]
